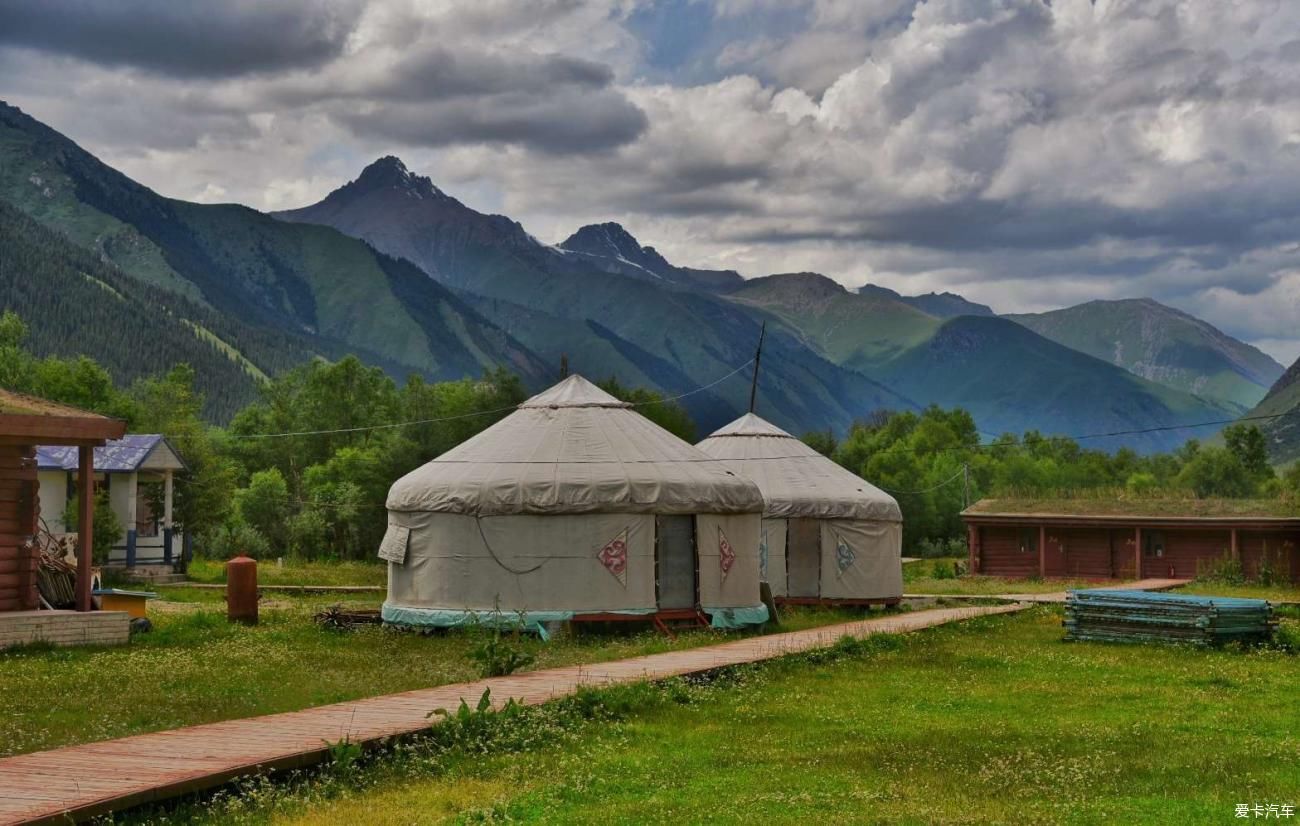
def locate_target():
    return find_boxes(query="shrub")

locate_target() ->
[470,620,536,678]
[62,492,121,565]
[205,520,272,560]
[1196,554,1245,586]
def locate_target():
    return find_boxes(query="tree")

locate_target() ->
[802,430,837,457]
[1175,447,1255,498]
[63,492,122,565]
[1223,424,1274,486]
[597,377,696,442]
[235,468,291,551]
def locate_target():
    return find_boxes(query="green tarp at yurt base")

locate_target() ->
[696,413,903,602]
[380,375,768,636]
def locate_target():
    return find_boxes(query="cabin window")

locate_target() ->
[1019,528,1038,554]
[1144,530,1166,558]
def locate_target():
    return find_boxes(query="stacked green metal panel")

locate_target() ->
[1063,589,1275,646]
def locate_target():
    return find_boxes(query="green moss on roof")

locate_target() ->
[965,496,1300,519]
[0,387,107,418]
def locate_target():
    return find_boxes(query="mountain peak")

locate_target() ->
[351,155,443,199]
[561,222,654,260]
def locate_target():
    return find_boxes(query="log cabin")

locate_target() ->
[962,497,1300,582]
[0,387,129,648]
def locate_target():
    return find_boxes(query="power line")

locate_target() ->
[230,358,755,440]
[876,466,968,496]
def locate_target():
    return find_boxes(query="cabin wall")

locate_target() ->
[37,470,68,532]
[1239,531,1300,583]
[0,445,39,612]
[975,526,1039,578]
[1045,528,1114,578]
[1141,529,1230,580]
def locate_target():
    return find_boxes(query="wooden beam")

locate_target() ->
[0,413,125,442]
[1038,524,1046,578]
[1230,528,1240,562]
[1134,526,1143,580]
[76,446,93,612]
[967,525,979,574]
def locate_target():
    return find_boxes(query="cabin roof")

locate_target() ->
[36,434,185,473]
[0,387,126,445]
[962,496,1300,527]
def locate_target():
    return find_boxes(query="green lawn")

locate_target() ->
[127,606,1300,825]
[1175,581,1300,604]
[0,592,864,758]
[184,557,388,587]
[903,557,1111,595]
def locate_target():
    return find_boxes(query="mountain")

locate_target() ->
[1005,299,1284,411]
[276,157,912,435]
[875,316,1236,452]
[726,273,1235,452]
[857,283,994,318]
[557,223,744,292]
[1240,357,1300,464]
[0,200,308,419]
[728,273,940,372]
[0,102,549,396]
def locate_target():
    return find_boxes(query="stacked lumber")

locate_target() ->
[1064,588,1275,646]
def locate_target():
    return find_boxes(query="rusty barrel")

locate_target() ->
[226,555,258,625]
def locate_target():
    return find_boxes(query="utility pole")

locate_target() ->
[748,321,766,414]
[560,353,569,379]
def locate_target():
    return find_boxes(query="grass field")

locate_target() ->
[902,557,1110,595]
[184,558,388,587]
[0,590,865,758]
[125,606,1300,825]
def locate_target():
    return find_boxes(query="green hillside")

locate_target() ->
[1240,358,1300,464]
[0,101,548,396]
[877,316,1238,452]
[1006,298,1283,411]
[727,273,941,371]
[0,200,308,419]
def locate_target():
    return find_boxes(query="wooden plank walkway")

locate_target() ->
[0,603,1022,825]
[904,577,1191,604]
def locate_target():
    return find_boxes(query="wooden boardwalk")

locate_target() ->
[0,603,1022,825]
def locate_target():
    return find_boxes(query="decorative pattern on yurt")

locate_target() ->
[381,375,767,635]
[696,413,904,603]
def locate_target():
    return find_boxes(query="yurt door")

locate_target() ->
[787,518,821,598]
[656,516,697,609]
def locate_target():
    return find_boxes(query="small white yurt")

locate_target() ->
[696,413,903,604]
[380,375,769,635]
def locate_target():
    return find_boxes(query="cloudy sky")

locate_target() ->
[4,0,1300,363]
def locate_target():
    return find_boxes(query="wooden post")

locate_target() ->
[1038,525,1046,578]
[163,469,174,565]
[124,471,138,568]
[1230,528,1239,562]
[1134,526,1143,580]
[76,446,94,612]
[967,525,978,574]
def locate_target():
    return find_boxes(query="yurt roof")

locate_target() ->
[387,375,763,516]
[696,413,902,522]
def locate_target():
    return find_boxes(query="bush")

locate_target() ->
[62,492,121,565]
[1195,554,1245,586]
[469,618,537,678]
[205,520,272,560]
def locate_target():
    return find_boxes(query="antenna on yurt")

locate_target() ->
[748,321,766,413]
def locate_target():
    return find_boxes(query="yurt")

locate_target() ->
[696,413,903,605]
[380,376,769,636]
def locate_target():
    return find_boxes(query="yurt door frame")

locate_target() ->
[655,515,697,610]
[787,518,822,598]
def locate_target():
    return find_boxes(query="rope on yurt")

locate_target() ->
[475,515,548,575]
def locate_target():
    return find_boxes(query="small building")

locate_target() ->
[381,375,769,635]
[696,413,904,605]
[0,387,129,648]
[962,498,1300,581]
[36,434,186,569]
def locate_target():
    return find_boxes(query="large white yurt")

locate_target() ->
[696,413,903,604]
[380,375,769,635]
